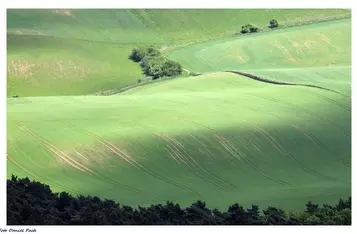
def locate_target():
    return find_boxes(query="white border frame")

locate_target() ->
[1,1,355,233]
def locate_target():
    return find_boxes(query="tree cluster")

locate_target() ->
[239,19,279,35]
[240,24,259,34]
[7,175,351,225]
[129,46,182,79]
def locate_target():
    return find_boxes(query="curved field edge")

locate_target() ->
[7,10,351,97]
[168,18,351,72]
[7,73,351,211]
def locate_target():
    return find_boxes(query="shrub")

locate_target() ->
[249,26,258,33]
[269,19,279,28]
[240,25,249,34]
[240,24,258,34]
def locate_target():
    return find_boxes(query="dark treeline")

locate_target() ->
[7,175,351,225]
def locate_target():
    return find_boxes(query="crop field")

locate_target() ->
[7,9,351,96]
[6,9,351,211]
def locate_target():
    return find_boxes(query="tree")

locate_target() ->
[162,60,182,77]
[269,19,279,28]
[249,25,258,33]
[240,24,258,34]
[240,25,249,34]
[129,47,146,62]
[149,65,163,79]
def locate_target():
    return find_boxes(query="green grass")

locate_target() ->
[8,9,350,45]
[169,19,351,96]
[7,35,143,97]
[7,9,351,97]
[7,72,351,211]
[7,9,351,211]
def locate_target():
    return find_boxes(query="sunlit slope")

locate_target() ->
[169,19,351,95]
[7,9,350,44]
[169,19,351,70]
[7,35,142,97]
[7,73,351,210]
[7,9,351,97]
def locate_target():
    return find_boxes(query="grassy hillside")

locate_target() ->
[7,9,351,97]
[7,9,351,211]
[7,72,351,211]
[7,35,142,96]
[169,19,351,95]
[7,9,350,44]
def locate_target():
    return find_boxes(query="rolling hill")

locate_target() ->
[6,9,351,211]
[7,9,351,96]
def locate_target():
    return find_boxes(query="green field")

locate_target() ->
[7,9,351,97]
[7,9,351,211]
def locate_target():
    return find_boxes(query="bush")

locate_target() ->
[249,26,258,33]
[240,25,249,34]
[269,19,279,28]
[240,24,258,34]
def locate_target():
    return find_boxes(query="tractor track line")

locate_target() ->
[156,132,237,190]
[17,125,150,197]
[146,128,235,191]
[292,124,351,168]
[7,154,83,195]
[114,117,236,191]
[165,144,233,191]
[119,119,236,191]
[169,116,291,187]
[247,122,337,181]
[246,94,351,138]
[65,123,200,196]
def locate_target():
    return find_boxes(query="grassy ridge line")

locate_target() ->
[7,15,351,48]
[166,15,351,52]
[226,71,347,97]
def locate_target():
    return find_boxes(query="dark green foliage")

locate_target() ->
[249,26,258,33]
[269,19,279,28]
[129,46,161,62]
[129,47,146,62]
[129,46,182,79]
[7,175,351,225]
[162,60,183,77]
[240,25,249,34]
[240,24,259,34]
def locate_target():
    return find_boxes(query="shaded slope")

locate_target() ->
[7,73,351,211]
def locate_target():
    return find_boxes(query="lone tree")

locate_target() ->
[269,19,279,28]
